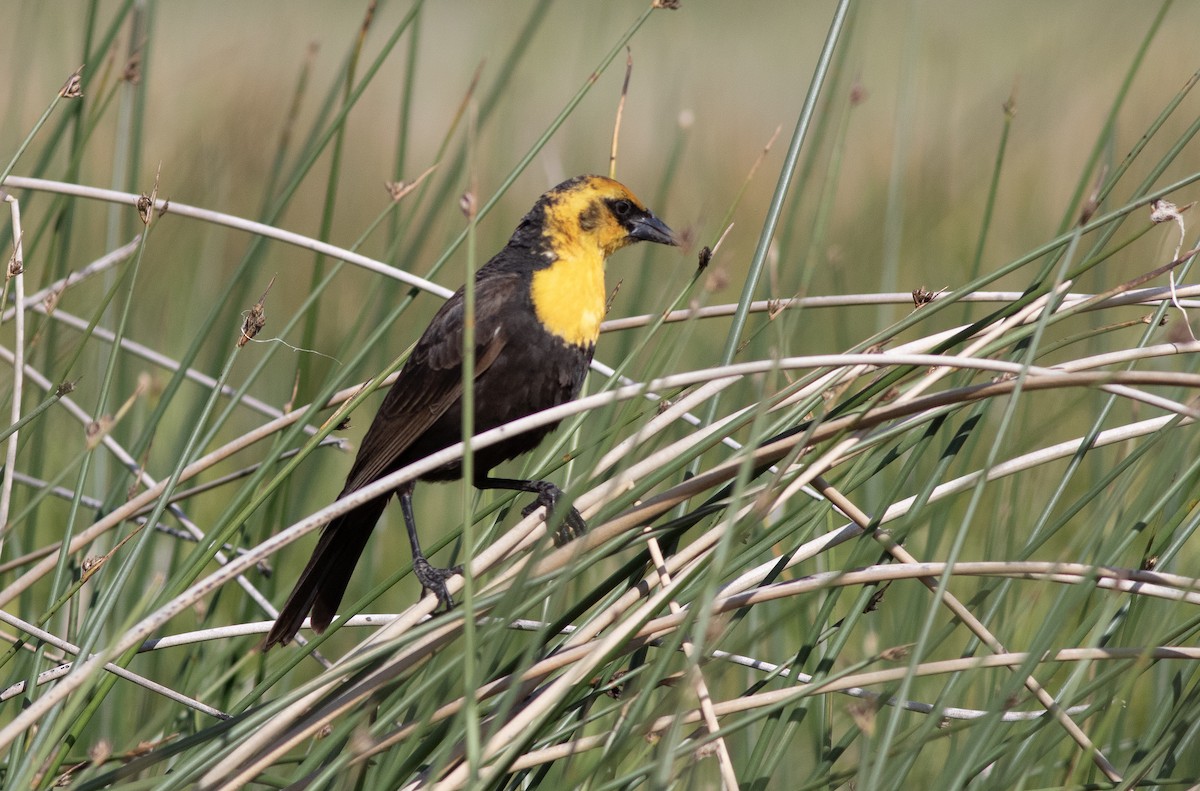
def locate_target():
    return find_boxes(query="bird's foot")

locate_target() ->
[520,482,587,546]
[413,556,463,611]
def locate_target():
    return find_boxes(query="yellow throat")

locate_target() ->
[530,245,606,348]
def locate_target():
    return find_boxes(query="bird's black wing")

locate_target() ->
[340,271,521,492]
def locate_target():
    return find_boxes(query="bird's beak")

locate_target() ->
[628,212,678,247]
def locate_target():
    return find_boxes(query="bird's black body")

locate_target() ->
[264,175,675,648]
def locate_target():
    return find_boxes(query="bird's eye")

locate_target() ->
[612,199,632,217]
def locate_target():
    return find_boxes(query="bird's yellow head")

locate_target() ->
[537,175,677,258]
[523,175,677,348]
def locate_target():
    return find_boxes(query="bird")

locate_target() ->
[263,175,677,648]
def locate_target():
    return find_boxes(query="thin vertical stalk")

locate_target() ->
[703,0,854,428]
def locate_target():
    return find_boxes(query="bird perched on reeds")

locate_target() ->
[264,175,677,648]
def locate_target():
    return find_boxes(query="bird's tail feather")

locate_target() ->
[262,495,388,649]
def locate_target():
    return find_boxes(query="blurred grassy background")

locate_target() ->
[4,1,1200,788]
[8,1,1200,309]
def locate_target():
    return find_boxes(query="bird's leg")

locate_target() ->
[475,475,587,546]
[399,486,461,610]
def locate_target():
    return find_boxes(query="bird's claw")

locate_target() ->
[520,484,587,546]
[552,507,587,546]
[413,556,462,611]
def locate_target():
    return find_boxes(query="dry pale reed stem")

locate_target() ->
[0,192,26,553]
[645,536,740,790]
[813,477,1122,783]
[344,555,1200,772]
[0,609,225,718]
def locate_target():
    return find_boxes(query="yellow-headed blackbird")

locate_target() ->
[264,175,676,648]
